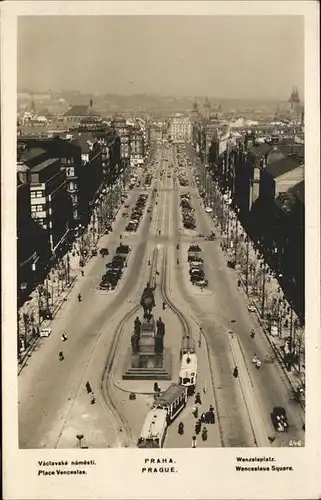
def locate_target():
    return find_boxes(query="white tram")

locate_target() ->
[179,352,197,394]
[137,384,188,448]
[137,409,168,448]
[180,336,196,358]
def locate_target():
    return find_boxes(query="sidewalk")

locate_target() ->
[194,162,306,404]
[17,202,122,368]
[215,202,305,399]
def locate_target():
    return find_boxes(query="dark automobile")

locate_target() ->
[188,245,202,252]
[100,248,109,256]
[190,269,205,279]
[113,254,126,262]
[126,222,137,231]
[271,407,288,432]
[227,260,236,269]
[188,254,203,263]
[116,244,130,254]
[99,281,113,290]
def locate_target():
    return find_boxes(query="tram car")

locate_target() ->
[179,352,198,394]
[137,384,188,449]
[180,335,196,358]
[137,409,168,448]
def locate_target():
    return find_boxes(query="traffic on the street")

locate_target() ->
[18,141,305,450]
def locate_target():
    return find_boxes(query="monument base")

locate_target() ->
[122,348,171,380]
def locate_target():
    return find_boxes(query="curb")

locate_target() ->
[17,274,77,375]
[237,273,305,409]
[17,201,124,372]
[207,204,305,407]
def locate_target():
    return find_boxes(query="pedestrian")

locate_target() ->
[195,392,202,405]
[250,329,256,339]
[86,381,92,394]
[91,394,96,405]
[203,380,207,394]
[78,293,82,302]
[233,366,238,378]
[201,412,206,423]
[192,436,197,448]
[81,270,84,277]
[202,427,208,441]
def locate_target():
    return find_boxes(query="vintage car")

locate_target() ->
[100,247,109,257]
[271,407,289,432]
[40,328,52,338]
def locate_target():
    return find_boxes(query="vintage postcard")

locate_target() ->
[1,1,320,499]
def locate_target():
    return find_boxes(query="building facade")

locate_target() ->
[29,157,72,255]
[169,116,192,143]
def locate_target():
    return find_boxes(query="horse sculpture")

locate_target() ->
[140,283,156,319]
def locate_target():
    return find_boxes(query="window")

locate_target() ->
[31,205,37,212]
[31,191,36,198]
[36,204,44,212]
[36,190,43,198]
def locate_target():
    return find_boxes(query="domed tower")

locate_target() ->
[289,86,300,114]
[191,101,199,122]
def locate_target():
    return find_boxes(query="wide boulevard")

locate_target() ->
[18,142,305,449]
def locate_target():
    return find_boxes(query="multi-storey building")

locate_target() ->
[169,115,192,143]
[129,124,145,167]
[111,114,130,170]
[17,163,50,299]
[19,137,82,225]
[28,157,72,255]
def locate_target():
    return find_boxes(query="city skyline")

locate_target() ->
[18,15,304,101]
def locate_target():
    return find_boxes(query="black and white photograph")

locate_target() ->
[2,2,320,499]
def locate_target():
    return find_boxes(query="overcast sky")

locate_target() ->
[18,16,304,100]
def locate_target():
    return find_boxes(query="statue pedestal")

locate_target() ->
[123,313,171,380]
[122,349,171,380]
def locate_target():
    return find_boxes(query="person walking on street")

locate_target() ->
[250,329,256,339]
[233,366,238,378]
[195,392,202,404]
[81,270,84,277]
[78,293,82,302]
[192,436,197,448]
[203,380,207,394]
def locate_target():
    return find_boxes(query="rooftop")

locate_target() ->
[289,179,304,205]
[265,156,303,179]
[20,147,47,163]
[153,383,186,408]
[71,132,99,154]
[30,157,59,173]
[140,409,168,439]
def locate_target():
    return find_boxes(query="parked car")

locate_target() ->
[271,407,289,432]
[116,245,130,254]
[100,248,109,256]
[40,328,52,338]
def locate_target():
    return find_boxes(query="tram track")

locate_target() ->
[100,148,165,447]
[160,145,225,446]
